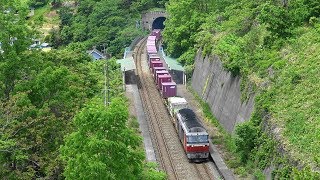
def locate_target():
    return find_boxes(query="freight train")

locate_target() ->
[146,29,210,162]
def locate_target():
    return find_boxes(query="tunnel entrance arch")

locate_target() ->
[142,10,168,31]
[152,17,166,30]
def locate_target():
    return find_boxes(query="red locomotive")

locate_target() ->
[175,108,210,162]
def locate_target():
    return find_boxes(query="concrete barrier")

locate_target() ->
[209,139,235,180]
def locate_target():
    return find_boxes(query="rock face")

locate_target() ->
[191,49,255,132]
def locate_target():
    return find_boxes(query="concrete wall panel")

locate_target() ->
[191,49,255,132]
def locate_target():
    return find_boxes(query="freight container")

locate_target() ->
[147,47,157,54]
[147,53,158,64]
[154,70,169,82]
[148,35,157,44]
[149,54,160,66]
[150,61,163,72]
[152,67,166,76]
[147,41,155,46]
[161,82,177,98]
[167,97,188,117]
[147,40,156,46]
[148,36,157,41]
[157,74,172,90]
[149,54,160,61]
[152,29,161,40]
[147,45,157,51]
[147,49,157,55]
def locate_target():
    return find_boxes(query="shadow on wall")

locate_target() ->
[125,70,136,84]
[170,70,184,84]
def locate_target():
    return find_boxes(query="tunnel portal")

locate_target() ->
[152,17,166,30]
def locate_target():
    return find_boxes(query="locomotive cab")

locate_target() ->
[185,130,210,162]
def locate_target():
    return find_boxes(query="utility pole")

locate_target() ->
[104,63,107,106]
[104,60,110,106]
[102,43,110,106]
[107,60,110,106]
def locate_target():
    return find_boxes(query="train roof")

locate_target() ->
[168,97,187,105]
[178,108,206,133]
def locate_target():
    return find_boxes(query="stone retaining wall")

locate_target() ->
[191,49,255,132]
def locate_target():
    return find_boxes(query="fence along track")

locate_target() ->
[134,37,216,179]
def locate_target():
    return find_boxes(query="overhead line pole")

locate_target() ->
[101,44,110,106]
[104,64,107,106]
[107,60,110,106]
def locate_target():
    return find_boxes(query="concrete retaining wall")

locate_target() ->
[191,49,255,132]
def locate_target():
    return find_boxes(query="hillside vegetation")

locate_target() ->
[0,0,167,179]
[163,0,320,178]
[50,0,167,57]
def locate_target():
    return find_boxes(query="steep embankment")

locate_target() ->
[163,0,320,178]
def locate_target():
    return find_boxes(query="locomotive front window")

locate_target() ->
[187,135,208,143]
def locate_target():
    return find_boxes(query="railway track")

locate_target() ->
[134,37,220,180]
[194,162,218,180]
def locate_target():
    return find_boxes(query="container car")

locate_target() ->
[167,97,188,117]
[161,82,177,98]
[152,67,167,77]
[151,29,162,41]
[147,35,157,41]
[154,70,169,81]
[148,54,160,66]
[147,45,157,53]
[149,54,160,61]
[157,74,172,90]
[150,61,163,72]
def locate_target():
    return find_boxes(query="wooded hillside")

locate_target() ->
[163,0,320,178]
[0,0,166,179]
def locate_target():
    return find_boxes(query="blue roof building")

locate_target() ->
[87,49,106,60]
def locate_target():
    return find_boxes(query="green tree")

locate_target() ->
[61,98,145,179]
[163,0,209,63]
[304,0,320,18]
[235,121,259,163]
[58,0,144,57]
[0,48,102,178]
[59,6,73,26]
[0,1,32,100]
[29,0,50,8]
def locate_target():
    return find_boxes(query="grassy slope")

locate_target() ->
[178,1,320,175]
[270,26,320,166]
[28,4,60,39]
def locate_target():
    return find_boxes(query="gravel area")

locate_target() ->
[125,84,157,163]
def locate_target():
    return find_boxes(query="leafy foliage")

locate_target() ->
[61,98,145,179]
[1,0,167,179]
[0,49,104,178]
[235,121,259,163]
[51,0,149,57]
[163,0,208,62]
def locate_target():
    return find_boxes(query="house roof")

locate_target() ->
[163,56,184,71]
[117,57,136,71]
[87,49,106,60]
[160,46,184,71]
